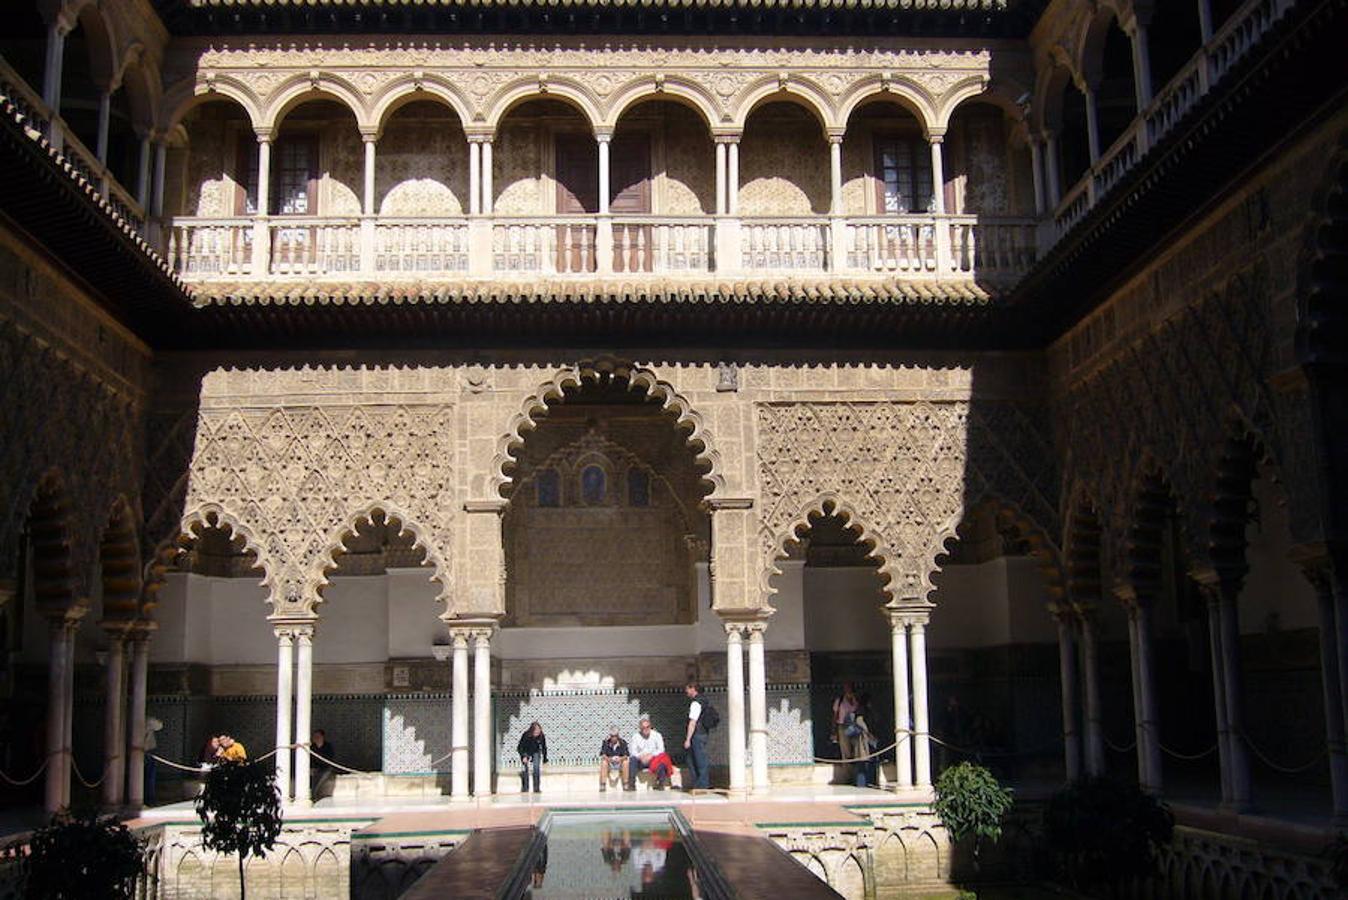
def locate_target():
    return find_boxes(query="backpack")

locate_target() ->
[696,695,720,731]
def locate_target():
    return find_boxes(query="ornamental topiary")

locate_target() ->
[11,813,146,899]
[932,761,1015,870]
[195,759,284,900]
[1042,777,1174,891]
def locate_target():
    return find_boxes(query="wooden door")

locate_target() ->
[609,132,652,272]
[554,133,598,272]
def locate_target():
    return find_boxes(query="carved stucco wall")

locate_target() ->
[0,231,150,607]
[493,119,544,216]
[739,103,830,216]
[376,104,468,216]
[1050,116,1348,582]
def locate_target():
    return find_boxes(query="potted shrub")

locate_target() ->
[195,759,284,900]
[933,761,1015,888]
[6,813,146,899]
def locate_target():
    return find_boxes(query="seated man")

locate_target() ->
[598,726,629,792]
[627,715,671,789]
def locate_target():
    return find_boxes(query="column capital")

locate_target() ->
[254,128,274,144]
[270,617,317,641]
[594,128,614,143]
[465,129,495,144]
[924,128,947,143]
[826,129,846,145]
[360,128,379,143]
[712,130,743,145]
[723,622,746,640]
[704,496,753,512]
[464,498,508,514]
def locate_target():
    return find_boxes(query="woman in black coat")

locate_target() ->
[517,721,548,793]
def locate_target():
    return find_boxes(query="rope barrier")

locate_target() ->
[811,739,901,764]
[1103,734,1137,753]
[151,743,298,774]
[70,757,105,790]
[1159,742,1219,761]
[0,758,49,787]
[1238,731,1327,774]
[301,746,377,776]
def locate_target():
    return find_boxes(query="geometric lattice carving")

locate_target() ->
[183,403,454,614]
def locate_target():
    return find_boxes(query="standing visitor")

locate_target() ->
[518,721,547,794]
[143,716,163,804]
[833,681,860,780]
[682,681,717,791]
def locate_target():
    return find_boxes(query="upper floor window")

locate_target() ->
[536,468,561,508]
[580,465,607,506]
[874,135,933,214]
[234,133,318,216]
[628,468,651,507]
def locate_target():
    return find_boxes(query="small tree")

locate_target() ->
[9,813,146,899]
[195,760,283,900]
[933,762,1015,871]
[1043,777,1174,891]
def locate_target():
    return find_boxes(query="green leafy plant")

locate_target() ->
[933,762,1015,869]
[7,813,146,899]
[194,760,284,900]
[1042,777,1174,891]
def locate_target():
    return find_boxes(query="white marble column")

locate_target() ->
[1306,562,1348,822]
[481,140,493,215]
[292,624,314,805]
[135,134,152,209]
[468,140,481,216]
[1217,585,1251,810]
[472,628,493,797]
[44,619,73,813]
[1197,0,1215,42]
[746,622,770,793]
[151,139,167,220]
[1029,138,1046,216]
[450,630,470,799]
[1044,132,1062,208]
[42,20,66,114]
[101,632,127,806]
[1080,617,1106,776]
[362,135,377,215]
[828,136,843,215]
[1083,87,1101,163]
[727,140,740,215]
[1126,605,1148,788]
[61,620,76,808]
[724,624,747,792]
[1129,23,1154,110]
[1202,586,1234,804]
[1055,611,1081,782]
[255,135,272,214]
[889,612,913,787]
[715,141,727,215]
[911,616,932,788]
[273,627,295,802]
[126,633,149,808]
[597,135,611,215]
[95,90,112,164]
[928,135,947,214]
[1130,601,1163,793]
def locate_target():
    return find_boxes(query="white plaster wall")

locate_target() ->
[314,577,389,664]
[801,566,891,652]
[1004,557,1057,644]
[208,579,275,665]
[387,568,445,658]
[1238,473,1318,632]
[928,557,1055,649]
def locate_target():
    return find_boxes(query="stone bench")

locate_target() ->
[495,763,682,796]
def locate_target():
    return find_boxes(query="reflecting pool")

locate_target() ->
[522,811,711,899]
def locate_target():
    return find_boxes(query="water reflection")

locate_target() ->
[524,813,701,899]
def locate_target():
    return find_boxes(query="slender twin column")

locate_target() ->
[1300,554,1348,823]
[1053,608,1082,782]
[270,619,314,805]
[724,624,747,792]
[42,19,68,147]
[44,616,76,812]
[1079,615,1107,776]
[746,622,770,793]
[472,627,494,797]
[1121,590,1162,793]
[888,606,933,789]
[100,631,128,806]
[125,632,150,808]
[713,135,741,216]
[450,629,470,799]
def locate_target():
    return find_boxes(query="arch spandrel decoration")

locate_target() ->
[307,502,450,610]
[489,360,726,503]
[761,493,899,608]
[181,394,456,616]
[756,399,1060,605]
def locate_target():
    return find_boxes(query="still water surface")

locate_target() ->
[523,812,701,899]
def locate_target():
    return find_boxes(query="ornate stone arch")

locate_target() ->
[730,75,836,133]
[837,74,938,135]
[1118,458,1187,600]
[174,504,277,602]
[921,495,1065,605]
[1063,486,1106,605]
[262,74,370,133]
[160,76,262,134]
[97,495,141,626]
[484,77,603,133]
[602,76,723,132]
[1075,1,1131,89]
[369,75,474,136]
[21,468,77,615]
[66,0,117,92]
[759,494,897,610]
[307,502,450,613]
[1033,47,1080,135]
[489,360,725,501]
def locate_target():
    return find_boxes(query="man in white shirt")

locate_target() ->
[627,715,668,789]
